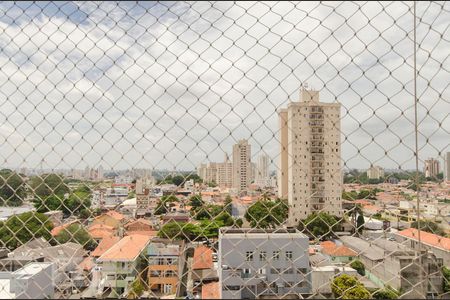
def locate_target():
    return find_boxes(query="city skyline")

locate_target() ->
[0,2,448,172]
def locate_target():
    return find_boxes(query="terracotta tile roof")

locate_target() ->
[91,235,120,257]
[105,210,125,221]
[124,218,154,230]
[78,256,95,272]
[88,224,116,240]
[201,281,220,299]
[397,228,450,251]
[124,230,157,237]
[98,234,151,262]
[192,246,213,270]
[320,241,357,257]
[51,220,80,236]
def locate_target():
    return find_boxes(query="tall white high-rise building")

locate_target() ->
[278,109,289,199]
[97,165,104,180]
[232,139,252,193]
[424,158,440,178]
[367,165,384,180]
[217,153,233,188]
[280,89,343,225]
[255,154,270,187]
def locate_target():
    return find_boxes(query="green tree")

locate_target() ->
[372,286,399,299]
[154,195,179,215]
[171,175,185,186]
[350,259,365,276]
[128,279,145,299]
[0,170,25,207]
[443,266,450,293]
[157,221,200,241]
[331,274,371,299]
[224,195,233,215]
[55,223,96,250]
[189,194,204,210]
[245,198,288,229]
[0,212,54,250]
[298,212,340,240]
[356,215,365,234]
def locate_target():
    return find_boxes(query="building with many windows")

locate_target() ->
[218,228,311,299]
[424,158,440,178]
[279,89,343,225]
[366,165,384,180]
[232,140,252,194]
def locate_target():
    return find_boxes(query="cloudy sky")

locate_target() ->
[0,1,448,172]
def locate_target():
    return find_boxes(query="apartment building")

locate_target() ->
[217,153,233,188]
[218,228,311,299]
[278,108,289,199]
[232,140,252,194]
[445,152,450,181]
[424,158,440,178]
[279,89,343,225]
[255,154,270,188]
[97,234,151,296]
[366,165,384,180]
[147,240,184,296]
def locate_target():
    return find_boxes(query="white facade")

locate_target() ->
[424,158,440,178]
[217,153,233,188]
[367,165,384,180]
[282,89,343,225]
[445,152,450,181]
[232,140,252,193]
[255,154,270,187]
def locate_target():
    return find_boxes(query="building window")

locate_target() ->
[273,251,280,260]
[246,251,253,261]
[286,251,293,260]
[297,268,308,274]
[242,268,251,278]
[260,251,266,261]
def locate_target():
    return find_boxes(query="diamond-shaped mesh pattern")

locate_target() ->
[0,1,449,299]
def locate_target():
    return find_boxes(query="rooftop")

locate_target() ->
[192,246,213,270]
[396,228,450,252]
[98,234,151,262]
[201,281,220,299]
[219,227,308,239]
[91,235,121,257]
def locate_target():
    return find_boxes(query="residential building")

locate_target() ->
[147,240,184,296]
[255,154,270,188]
[319,241,357,264]
[366,165,384,180]
[232,140,252,194]
[446,152,450,181]
[218,228,311,299]
[124,219,157,237]
[340,236,443,298]
[278,108,289,199]
[97,165,104,180]
[280,89,343,225]
[97,234,152,296]
[0,262,55,299]
[135,176,156,216]
[393,228,450,265]
[104,187,129,206]
[424,158,440,178]
[192,245,218,289]
[91,210,125,229]
[217,153,233,188]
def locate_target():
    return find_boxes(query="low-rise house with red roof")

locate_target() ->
[97,234,152,297]
[92,210,126,229]
[393,228,450,265]
[91,236,121,258]
[319,241,357,264]
[50,219,81,237]
[192,245,218,293]
[88,224,116,243]
[124,218,157,237]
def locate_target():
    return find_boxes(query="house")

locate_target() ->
[0,262,55,299]
[147,239,184,296]
[201,281,220,299]
[393,228,450,265]
[50,219,81,237]
[161,212,190,224]
[124,219,157,236]
[91,211,125,229]
[192,245,218,291]
[88,224,116,243]
[97,234,151,297]
[311,266,358,297]
[340,236,443,298]
[91,236,121,258]
[7,241,86,285]
[319,241,357,264]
